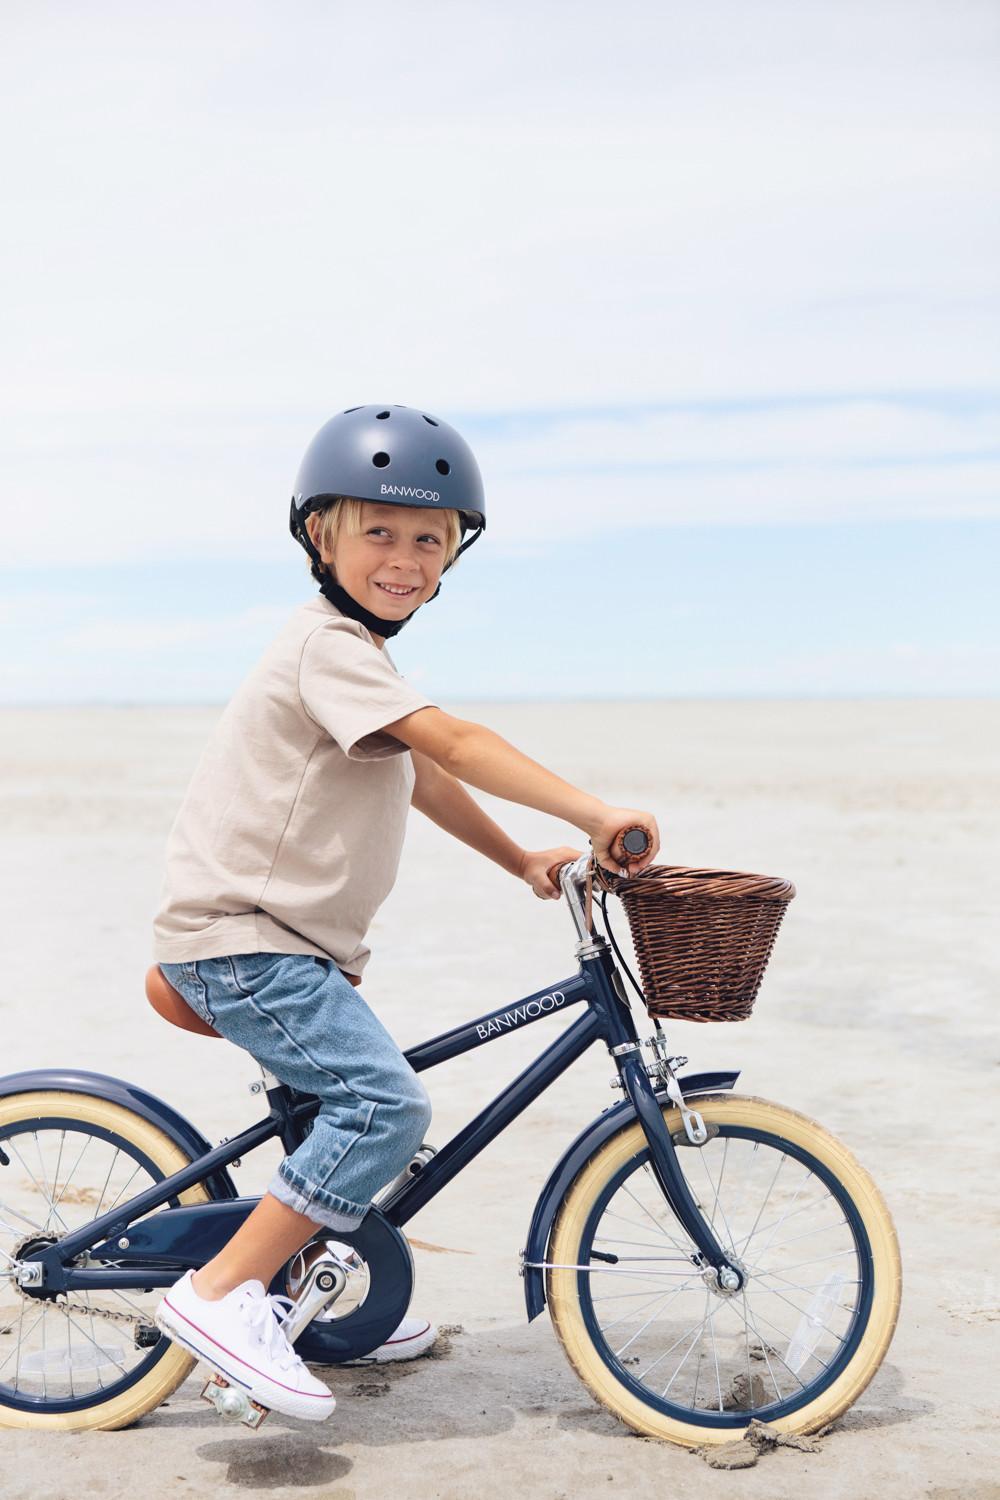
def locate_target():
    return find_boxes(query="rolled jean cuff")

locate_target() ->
[268,1164,369,1233]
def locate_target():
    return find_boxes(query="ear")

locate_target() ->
[305,511,327,561]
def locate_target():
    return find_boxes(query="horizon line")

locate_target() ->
[1,691,997,710]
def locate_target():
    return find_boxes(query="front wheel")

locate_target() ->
[546,1093,901,1447]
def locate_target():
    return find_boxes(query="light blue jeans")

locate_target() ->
[159,953,433,1233]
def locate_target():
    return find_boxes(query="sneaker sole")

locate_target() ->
[340,1323,438,1365]
[154,1296,336,1423]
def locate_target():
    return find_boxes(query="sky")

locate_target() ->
[1,0,997,701]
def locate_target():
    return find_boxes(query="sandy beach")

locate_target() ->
[1,697,997,1499]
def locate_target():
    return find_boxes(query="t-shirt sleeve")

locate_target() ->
[298,621,436,760]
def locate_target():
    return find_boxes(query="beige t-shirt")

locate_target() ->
[151,595,435,976]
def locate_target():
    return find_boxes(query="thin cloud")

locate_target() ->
[2,397,996,567]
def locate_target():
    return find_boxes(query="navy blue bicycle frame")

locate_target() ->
[383,941,739,1281]
[33,940,742,1295]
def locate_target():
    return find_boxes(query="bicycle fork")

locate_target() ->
[562,850,746,1297]
[614,1044,745,1293]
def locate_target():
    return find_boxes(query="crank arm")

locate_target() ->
[281,1251,349,1345]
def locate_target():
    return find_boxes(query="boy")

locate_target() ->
[152,404,659,1421]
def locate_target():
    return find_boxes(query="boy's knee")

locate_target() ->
[390,1074,431,1158]
[403,1075,432,1139]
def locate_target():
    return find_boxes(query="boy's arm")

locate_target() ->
[410,748,525,878]
[385,706,660,876]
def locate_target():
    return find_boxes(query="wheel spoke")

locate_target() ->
[720,1293,814,1388]
[708,1292,724,1412]
[655,1300,728,1395]
[735,1189,835,1253]
[593,1234,692,1255]
[50,1302,130,1376]
[736,1170,813,1259]
[110,1287,152,1319]
[48,1132,94,1220]
[735,1151,787,1251]
[89,1146,122,1226]
[83,1294,106,1391]
[698,1140,738,1253]
[752,1265,860,1301]
[732,1290,786,1401]
[746,1283,842,1356]
[750,1217,848,1258]
[50,1130,67,1220]
[2,1138,73,1236]
[638,1302,706,1385]
[608,1284,689,1348]
[0,1204,46,1236]
[1,1303,45,1383]
[98,1161,145,1219]
[600,1205,672,1240]
[592,1283,701,1302]
[31,1132,56,1230]
[625,1177,694,1260]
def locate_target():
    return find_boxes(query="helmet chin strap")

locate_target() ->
[318,571,441,638]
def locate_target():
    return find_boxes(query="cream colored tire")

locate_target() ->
[546,1092,901,1447]
[0,1090,213,1431]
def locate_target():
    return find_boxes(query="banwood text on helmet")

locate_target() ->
[289,403,486,636]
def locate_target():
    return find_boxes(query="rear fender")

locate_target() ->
[0,1067,239,1201]
[520,1070,739,1321]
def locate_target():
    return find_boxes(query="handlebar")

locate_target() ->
[544,824,651,891]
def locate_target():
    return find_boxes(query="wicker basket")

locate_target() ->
[592,862,796,1022]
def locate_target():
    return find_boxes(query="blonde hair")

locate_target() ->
[305,497,463,585]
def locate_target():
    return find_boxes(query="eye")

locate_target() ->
[366,526,442,546]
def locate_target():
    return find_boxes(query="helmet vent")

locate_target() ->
[376,410,391,419]
[423,415,439,426]
[372,451,391,468]
[343,406,362,413]
[436,459,450,475]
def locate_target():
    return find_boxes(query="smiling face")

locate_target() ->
[306,500,450,641]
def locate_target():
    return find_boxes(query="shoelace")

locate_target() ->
[240,1291,305,1373]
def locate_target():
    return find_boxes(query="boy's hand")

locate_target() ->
[518,846,585,899]
[587,806,660,876]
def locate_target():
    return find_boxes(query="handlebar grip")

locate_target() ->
[617,825,650,858]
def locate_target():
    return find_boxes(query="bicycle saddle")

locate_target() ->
[144,964,222,1039]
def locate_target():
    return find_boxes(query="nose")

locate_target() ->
[385,542,423,575]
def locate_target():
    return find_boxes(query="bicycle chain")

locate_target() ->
[53,1296,147,1331]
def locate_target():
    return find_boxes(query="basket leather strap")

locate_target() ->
[585,849,616,932]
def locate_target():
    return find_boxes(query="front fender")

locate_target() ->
[0,1067,239,1201]
[520,1070,739,1322]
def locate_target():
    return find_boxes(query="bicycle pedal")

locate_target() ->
[200,1370,270,1429]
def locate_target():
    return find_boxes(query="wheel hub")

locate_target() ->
[9,1232,61,1301]
[702,1254,750,1298]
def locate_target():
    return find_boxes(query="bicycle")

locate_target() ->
[0,831,901,1445]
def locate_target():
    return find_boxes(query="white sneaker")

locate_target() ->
[340,1314,438,1365]
[155,1268,336,1422]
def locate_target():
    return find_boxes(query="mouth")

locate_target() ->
[372,581,420,601]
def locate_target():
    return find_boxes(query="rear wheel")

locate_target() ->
[546,1093,901,1447]
[0,1091,212,1431]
